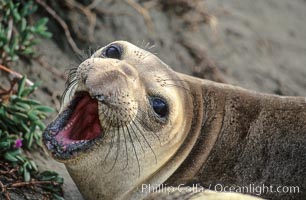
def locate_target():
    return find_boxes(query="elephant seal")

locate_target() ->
[43,41,306,200]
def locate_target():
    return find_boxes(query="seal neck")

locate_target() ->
[165,74,227,184]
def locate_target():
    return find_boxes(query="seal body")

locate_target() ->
[43,41,306,200]
[167,74,306,200]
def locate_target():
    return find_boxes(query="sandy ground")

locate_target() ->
[6,0,306,199]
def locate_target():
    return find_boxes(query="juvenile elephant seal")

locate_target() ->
[43,41,306,200]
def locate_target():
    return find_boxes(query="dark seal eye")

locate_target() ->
[151,97,168,118]
[105,45,121,59]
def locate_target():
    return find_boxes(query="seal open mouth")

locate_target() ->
[43,92,103,160]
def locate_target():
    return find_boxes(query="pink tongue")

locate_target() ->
[57,94,102,143]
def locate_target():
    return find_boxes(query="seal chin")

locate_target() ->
[43,92,103,161]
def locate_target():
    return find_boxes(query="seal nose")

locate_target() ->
[120,63,136,78]
[78,59,139,101]
[79,59,138,83]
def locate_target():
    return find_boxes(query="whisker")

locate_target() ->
[69,82,78,100]
[115,111,145,158]
[106,118,121,173]
[142,51,155,60]
[125,122,141,177]
[98,108,110,119]
[159,78,188,83]
[98,107,112,140]
[131,120,157,164]
[122,123,129,170]
[128,120,145,155]
[148,44,156,50]
[85,47,94,59]
[120,108,158,162]
[63,76,77,91]
[120,107,162,144]
[99,108,113,139]
[98,112,113,159]
[163,83,192,94]
[144,42,152,50]
[102,131,114,168]
[141,40,145,49]
[66,72,77,81]
[61,80,78,104]
[101,116,115,169]
[65,67,78,74]
[154,75,190,86]
[133,109,162,144]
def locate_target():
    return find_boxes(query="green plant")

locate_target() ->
[0,77,64,199]
[0,0,65,199]
[0,0,52,66]
[0,77,53,149]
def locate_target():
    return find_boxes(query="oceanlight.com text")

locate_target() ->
[141,183,300,196]
[212,183,300,196]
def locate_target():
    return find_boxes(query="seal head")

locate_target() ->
[43,41,194,199]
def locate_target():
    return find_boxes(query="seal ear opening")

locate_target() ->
[55,92,102,143]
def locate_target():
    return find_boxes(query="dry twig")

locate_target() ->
[158,0,217,31]
[64,0,97,42]
[0,65,34,87]
[34,0,82,55]
[179,38,226,83]
[124,0,155,34]
[0,162,57,200]
[34,57,67,81]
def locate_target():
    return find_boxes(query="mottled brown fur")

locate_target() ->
[167,75,306,200]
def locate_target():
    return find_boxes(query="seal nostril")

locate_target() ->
[122,65,133,77]
[83,75,88,84]
[95,95,106,103]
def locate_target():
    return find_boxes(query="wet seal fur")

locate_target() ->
[43,41,306,200]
